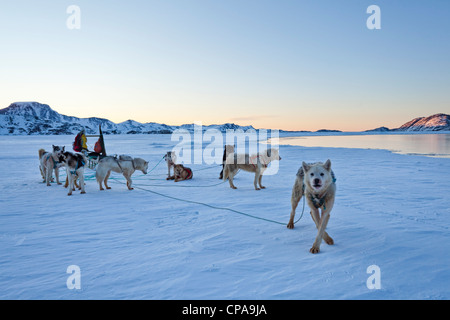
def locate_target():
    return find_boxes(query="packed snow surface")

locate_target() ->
[0,134,449,299]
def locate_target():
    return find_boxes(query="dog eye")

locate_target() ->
[320,173,324,176]
[310,173,314,177]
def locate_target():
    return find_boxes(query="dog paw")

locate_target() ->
[260,186,266,189]
[287,222,294,229]
[106,187,111,190]
[80,191,86,194]
[325,237,334,245]
[310,246,320,254]
[57,183,62,185]
[67,193,72,196]
[231,186,237,189]
[255,188,261,191]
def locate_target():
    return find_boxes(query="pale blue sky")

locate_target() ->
[0,0,449,131]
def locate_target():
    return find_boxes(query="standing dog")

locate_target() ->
[39,145,65,186]
[287,160,336,254]
[223,148,281,190]
[96,155,149,190]
[60,151,87,196]
[219,145,235,179]
[167,164,193,182]
[164,151,177,180]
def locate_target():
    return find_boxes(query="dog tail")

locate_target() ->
[95,165,102,184]
[38,149,46,159]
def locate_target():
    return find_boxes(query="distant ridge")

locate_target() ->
[0,102,448,135]
[0,102,255,135]
[366,114,450,132]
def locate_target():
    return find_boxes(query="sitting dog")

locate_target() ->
[164,151,177,180]
[219,145,235,179]
[60,151,87,196]
[167,164,193,182]
[39,145,65,186]
[222,148,281,190]
[96,155,149,190]
[287,160,336,254]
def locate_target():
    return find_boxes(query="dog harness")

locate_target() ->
[70,158,85,175]
[184,167,193,180]
[300,168,337,210]
[113,155,135,172]
[45,154,60,169]
[249,155,269,169]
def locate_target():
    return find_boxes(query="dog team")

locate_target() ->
[38,142,336,253]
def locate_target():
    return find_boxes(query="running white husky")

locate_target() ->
[287,160,337,254]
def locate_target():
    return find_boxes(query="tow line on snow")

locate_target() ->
[109,178,306,226]
[86,157,305,226]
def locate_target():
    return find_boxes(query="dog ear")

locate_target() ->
[302,161,310,172]
[266,149,272,157]
[324,159,332,171]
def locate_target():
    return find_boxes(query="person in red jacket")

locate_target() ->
[73,128,88,153]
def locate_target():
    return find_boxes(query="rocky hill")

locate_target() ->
[396,113,450,132]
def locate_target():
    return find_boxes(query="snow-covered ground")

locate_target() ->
[0,134,449,299]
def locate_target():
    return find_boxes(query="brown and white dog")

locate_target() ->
[287,160,336,254]
[222,148,281,190]
[39,145,65,186]
[167,164,193,182]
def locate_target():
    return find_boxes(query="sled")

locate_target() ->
[85,125,107,169]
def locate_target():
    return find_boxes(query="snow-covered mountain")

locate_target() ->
[364,114,450,132]
[0,102,255,135]
[396,113,450,132]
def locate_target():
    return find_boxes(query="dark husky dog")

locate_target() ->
[60,151,87,196]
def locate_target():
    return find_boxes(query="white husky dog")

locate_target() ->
[164,151,177,180]
[287,160,336,254]
[96,155,149,191]
[38,145,65,186]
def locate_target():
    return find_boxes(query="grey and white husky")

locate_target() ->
[38,145,65,186]
[96,155,149,191]
[164,151,177,180]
